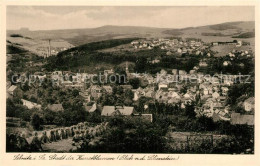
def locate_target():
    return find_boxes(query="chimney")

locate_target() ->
[48,39,51,57]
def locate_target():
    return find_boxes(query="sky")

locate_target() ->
[7,6,255,30]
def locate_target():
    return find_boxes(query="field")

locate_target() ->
[7,36,74,57]
[211,45,253,57]
[42,138,74,152]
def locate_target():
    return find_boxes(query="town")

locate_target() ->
[7,35,255,153]
[6,8,255,153]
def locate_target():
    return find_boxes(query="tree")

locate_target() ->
[184,103,196,118]
[129,78,141,89]
[31,113,43,130]
[72,89,79,97]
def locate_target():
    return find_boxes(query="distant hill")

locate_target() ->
[7,21,255,49]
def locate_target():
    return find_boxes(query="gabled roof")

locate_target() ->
[231,113,254,125]
[85,103,97,113]
[47,104,64,112]
[244,97,254,105]
[101,106,134,116]
[7,85,17,92]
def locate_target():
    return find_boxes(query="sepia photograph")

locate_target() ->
[5,5,255,154]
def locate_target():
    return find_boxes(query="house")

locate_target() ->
[90,85,102,100]
[182,48,187,53]
[79,89,91,102]
[158,83,168,90]
[177,48,182,53]
[131,41,139,45]
[168,91,180,99]
[21,99,41,110]
[160,69,167,76]
[52,71,63,77]
[203,88,209,95]
[151,59,160,64]
[228,53,235,57]
[223,61,231,66]
[101,105,134,117]
[62,80,73,86]
[221,87,229,96]
[7,85,18,96]
[230,113,254,126]
[133,88,146,101]
[166,51,172,56]
[102,85,113,94]
[189,70,196,74]
[212,92,220,99]
[223,78,234,86]
[172,69,178,75]
[47,104,64,112]
[145,90,155,98]
[85,103,98,113]
[199,61,208,67]
[179,70,187,75]
[244,97,254,112]
[168,98,181,104]
[196,51,201,55]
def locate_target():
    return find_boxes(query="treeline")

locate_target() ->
[10,34,24,38]
[7,45,27,54]
[232,31,255,38]
[59,37,139,54]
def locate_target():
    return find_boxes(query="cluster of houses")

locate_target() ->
[36,46,70,57]
[130,38,211,55]
[128,68,254,125]
[7,62,254,125]
[212,40,243,47]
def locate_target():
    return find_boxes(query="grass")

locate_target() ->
[42,138,74,152]
[211,45,253,57]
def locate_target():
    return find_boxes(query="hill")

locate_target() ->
[6,21,255,57]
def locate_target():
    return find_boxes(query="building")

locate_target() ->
[21,99,42,110]
[7,85,18,96]
[230,113,254,126]
[244,97,255,112]
[90,85,102,100]
[102,85,113,94]
[223,61,231,66]
[179,70,187,75]
[79,90,91,102]
[172,69,178,75]
[158,83,168,90]
[85,103,98,113]
[101,105,134,117]
[47,104,64,112]
[199,61,208,67]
